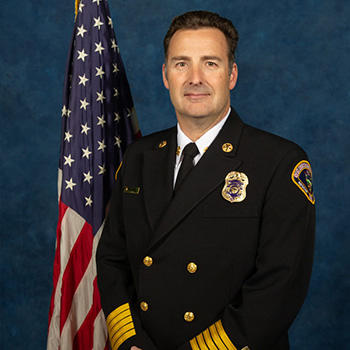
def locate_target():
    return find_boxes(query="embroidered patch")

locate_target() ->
[222,171,249,203]
[291,160,315,204]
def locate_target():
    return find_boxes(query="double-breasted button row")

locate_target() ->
[143,257,198,274]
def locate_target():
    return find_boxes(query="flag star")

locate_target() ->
[64,131,73,142]
[113,63,119,74]
[77,49,88,62]
[81,123,91,135]
[64,154,75,167]
[114,112,120,122]
[82,146,92,159]
[98,164,106,175]
[126,108,132,117]
[107,16,113,28]
[85,195,93,207]
[77,24,87,38]
[79,1,85,12]
[66,108,72,117]
[92,0,101,5]
[114,88,119,97]
[95,65,105,79]
[93,16,104,30]
[94,42,105,55]
[65,178,77,191]
[78,74,89,86]
[98,139,106,152]
[80,97,89,110]
[61,105,67,117]
[111,39,118,52]
[114,136,122,148]
[96,90,106,103]
[83,171,93,184]
[97,115,106,127]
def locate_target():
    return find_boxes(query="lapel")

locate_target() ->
[142,127,177,231]
[148,109,245,251]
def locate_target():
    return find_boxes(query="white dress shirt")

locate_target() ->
[173,108,231,187]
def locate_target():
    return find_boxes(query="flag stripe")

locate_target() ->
[48,201,69,326]
[60,221,93,331]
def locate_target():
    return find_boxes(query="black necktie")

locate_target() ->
[174,142,199,193]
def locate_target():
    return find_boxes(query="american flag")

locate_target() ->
[47,0,140,348]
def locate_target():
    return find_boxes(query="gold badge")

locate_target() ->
[222,143,233,153]
[158,140,167,148]
[222,171,249,203]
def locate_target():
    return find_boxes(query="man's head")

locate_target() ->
[164,11,239,70]
[162,11,239,129]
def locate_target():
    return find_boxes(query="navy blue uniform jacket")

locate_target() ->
[96,109,315,350]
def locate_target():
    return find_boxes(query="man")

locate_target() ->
[96,10,315,350]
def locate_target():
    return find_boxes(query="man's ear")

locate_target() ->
[162,63,169,90]
[229,63,238,90]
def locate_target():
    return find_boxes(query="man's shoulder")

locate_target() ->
[240,122,307,160]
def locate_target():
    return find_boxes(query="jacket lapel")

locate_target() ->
[148,109,245,250]
[142,127,177,231]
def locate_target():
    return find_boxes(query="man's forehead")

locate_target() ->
[167,28,228,56]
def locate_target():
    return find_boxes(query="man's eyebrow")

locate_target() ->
[202,56,222,62]
[170,56,191,62]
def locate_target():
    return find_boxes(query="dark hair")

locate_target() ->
[163,10,239,67]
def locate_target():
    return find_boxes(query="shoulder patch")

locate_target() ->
[291,160,315,204]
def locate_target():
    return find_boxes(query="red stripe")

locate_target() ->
[73,277,104,349]
[48,200,69,326]
[60,221,94,332]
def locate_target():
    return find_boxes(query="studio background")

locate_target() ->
[0,0,349,348]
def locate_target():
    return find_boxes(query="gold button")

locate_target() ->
[222,143,233,153]
[140,301,148,311]
[241,347,250,350]
[143,256,153,267]
[187,262,197,274]
[184,312,195,322]
[158,140,167,148]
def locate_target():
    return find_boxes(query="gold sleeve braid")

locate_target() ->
[106,303,136,350]
[189,320,238,350]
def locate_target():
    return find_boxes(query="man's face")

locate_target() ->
[163,28,238,124]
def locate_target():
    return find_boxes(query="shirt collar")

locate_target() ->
[176,107,231,164]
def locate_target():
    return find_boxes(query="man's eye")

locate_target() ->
[207,61,217,67]
[176,62,186,68]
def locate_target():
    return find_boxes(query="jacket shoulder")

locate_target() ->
[240,123,308,161]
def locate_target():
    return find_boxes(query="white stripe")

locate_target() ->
[60,222,106,349]
[57,168,62,202]
[93,309,108,349]
[47,207,86,350]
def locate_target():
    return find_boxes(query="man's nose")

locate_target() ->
[188,65,203,85]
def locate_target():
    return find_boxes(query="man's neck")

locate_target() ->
[177,106,231,141]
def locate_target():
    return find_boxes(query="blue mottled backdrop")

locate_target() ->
[0,0,349,348]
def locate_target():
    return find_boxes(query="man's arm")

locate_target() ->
[177,148,315,350]
[96,157,157,350]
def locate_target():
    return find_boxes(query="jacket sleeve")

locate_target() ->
[96,155,158,350]
[177,148,316,350]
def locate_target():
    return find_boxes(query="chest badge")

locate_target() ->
[222,171,249,203]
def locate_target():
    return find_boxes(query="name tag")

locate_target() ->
[123,186,140,195]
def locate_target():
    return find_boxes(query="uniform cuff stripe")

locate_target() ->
[190,320,237,350]
[107,303,136,350]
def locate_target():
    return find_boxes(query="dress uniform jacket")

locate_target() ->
[96,108,315,350]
